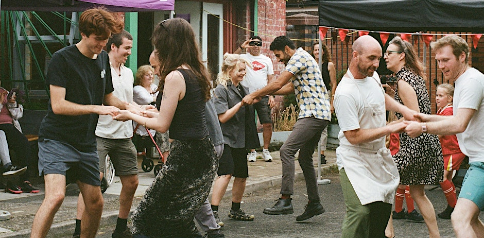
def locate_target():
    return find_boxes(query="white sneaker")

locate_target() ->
[248,151,257,162]
[262,149,272,162]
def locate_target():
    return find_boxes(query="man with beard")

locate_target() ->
[242,36,330,221]
[405,35,484,238]
[334,35,413,238]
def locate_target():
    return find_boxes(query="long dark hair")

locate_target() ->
[388,36,424,78]
[151,18,211,101]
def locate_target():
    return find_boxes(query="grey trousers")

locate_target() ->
[194,144,224,234]
[280,117,329,202]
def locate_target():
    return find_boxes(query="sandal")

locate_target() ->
[228,209,254,221]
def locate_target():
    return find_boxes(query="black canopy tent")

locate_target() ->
[319,0,484,32]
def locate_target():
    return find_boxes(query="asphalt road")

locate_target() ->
[53,174,483,238]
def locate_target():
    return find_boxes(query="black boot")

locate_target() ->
[263,198,294,215]
[437,205,454,219]
[296,201,325,221]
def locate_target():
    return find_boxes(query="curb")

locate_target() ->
[2,163,336,237]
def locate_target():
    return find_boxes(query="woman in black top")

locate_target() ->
[115,18,216,238]
[312,42,337,163]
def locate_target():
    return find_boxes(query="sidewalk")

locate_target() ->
[0,149,337,237]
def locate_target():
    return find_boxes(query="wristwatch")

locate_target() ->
[421,123,428,133]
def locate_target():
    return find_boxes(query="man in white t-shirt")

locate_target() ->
[235,36,275,162]
[406,35,484,238]
[334,35,411,237]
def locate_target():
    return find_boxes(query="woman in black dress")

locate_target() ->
[115,18,216,238]
[384,36,443,238]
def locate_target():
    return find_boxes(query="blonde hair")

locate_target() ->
[216,53,250,87]
[437,83,455,97]
[135,65,154,86]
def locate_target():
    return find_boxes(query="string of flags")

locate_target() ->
[319,26,483,49]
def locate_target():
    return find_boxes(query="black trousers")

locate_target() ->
[0,123,31,180]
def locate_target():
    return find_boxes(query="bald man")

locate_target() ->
[333,35,414,238]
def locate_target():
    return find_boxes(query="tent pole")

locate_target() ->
[317,35,331,186]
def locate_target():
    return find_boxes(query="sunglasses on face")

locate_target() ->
[249,41,262,46]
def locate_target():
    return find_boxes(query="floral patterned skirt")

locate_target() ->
[393,132,443,185]
[132,137,217,238]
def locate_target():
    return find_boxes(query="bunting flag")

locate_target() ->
[472,34,483,49]
[380,32,390,45]
[319,26,329,40]
[339,29,349,42]
[422,34,434,47]
[317,25,482,49]
[400,33,411,42]
[358,31,369,37]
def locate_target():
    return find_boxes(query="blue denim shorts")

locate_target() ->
[38,138,101,186]
[459,162,484,210]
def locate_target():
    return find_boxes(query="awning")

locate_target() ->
[1,0,175,11]
[319,0,484,32]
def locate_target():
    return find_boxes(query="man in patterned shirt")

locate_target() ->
[242,36,331,221]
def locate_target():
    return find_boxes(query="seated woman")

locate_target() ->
[0,87,38,194]
[132,65,169,160]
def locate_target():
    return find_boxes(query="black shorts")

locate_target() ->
[217,145,249,178]
[254,96,272,124]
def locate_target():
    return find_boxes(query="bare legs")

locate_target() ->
[409,185,440,238]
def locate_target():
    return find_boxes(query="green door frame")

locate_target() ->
[124,12,138,73]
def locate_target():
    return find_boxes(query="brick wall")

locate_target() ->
[321,30,481,114]
[256,0,286,76]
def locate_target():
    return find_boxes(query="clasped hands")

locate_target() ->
[391,110,430,138]
[104,103,156,121]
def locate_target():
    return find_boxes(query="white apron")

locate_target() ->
[338,71,400,205]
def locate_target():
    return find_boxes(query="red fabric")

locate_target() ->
[394,187,405,213]
[0,105,12,124]
[444,153,466,171]
[440,179,457,207]
[319,27,328,40]
[405,186,415,213]
[389,133,400,156]
[438,107,462,155]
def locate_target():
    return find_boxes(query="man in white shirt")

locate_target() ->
[334,35,411,237]
[74,30,145,238]
[235,36,275,162]
[405,35,484,238]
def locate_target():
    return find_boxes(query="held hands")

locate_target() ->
[113,110,132,121]
[404,121,424,138]
[242,94,255,105]
[97,106,121,117]
[387,121,407,134]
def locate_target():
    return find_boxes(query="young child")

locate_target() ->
[435,83,466,219]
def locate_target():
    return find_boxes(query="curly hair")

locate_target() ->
[270,36,295,51]
[135,65,154,86]
[79,7,124,39]
[312,42,332,63]
[217,53,250,88]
